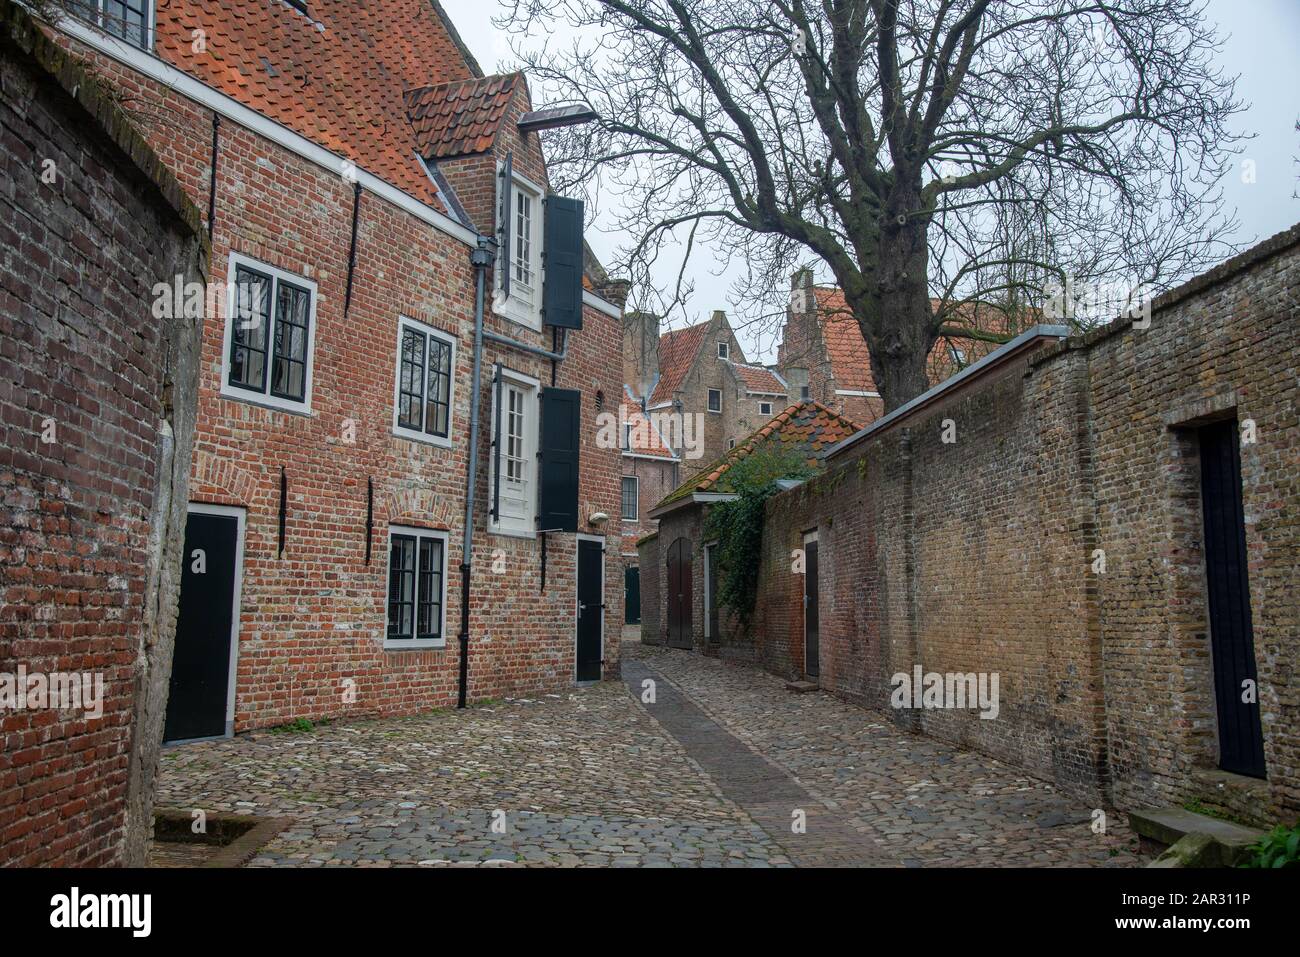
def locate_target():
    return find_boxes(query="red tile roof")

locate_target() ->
[405,74,520,159]
[649,322,709,406]
[622,404,678,459]
[151,0,492,214]
[657,401,859,507]
[813,288,878,394]
[811,287,1013,392]
[727,361,787,395]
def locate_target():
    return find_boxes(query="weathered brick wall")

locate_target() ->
[638,506,705,647]
[51,25,624,730]
[668,312,763,477]
[0,10,205,865]
[1078,230,1300,818]
[618,453,677,559]
[748,229,1299,819]
[637,533,660,642]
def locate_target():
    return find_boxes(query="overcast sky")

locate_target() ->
[441,0,1300,363]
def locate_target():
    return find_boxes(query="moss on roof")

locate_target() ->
[653,401,859,510]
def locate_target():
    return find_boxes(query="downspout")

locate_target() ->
[459,236,495,709]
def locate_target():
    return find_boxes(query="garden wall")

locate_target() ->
[752,226,1300,820]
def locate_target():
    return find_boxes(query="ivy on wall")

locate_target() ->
[704,445,814,628]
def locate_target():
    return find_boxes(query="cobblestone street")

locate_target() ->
[153,639,1142,867]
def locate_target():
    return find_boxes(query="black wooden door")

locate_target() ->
[804,540,820,677]
[576,539,604,681]
[164,512,237,742]
[624,566,641,624]
[1199,420,1266,778]
[667,537,693,649]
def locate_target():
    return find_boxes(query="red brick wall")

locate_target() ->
[0,26,205,865]
[637,533,660,641]
[618,453,678,557]
[749,230,1300,820]
[52,28,624,730]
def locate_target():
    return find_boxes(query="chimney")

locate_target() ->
[623,309,661,404]
[789,268,814,314]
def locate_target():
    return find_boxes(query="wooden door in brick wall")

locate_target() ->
[576,537,604,681]
[666,537,693,649]
[803,532,820,678]
[164,508,242,743]
[624,566,641,624]
[1198,420,1267,779]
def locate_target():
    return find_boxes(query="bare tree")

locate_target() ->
[503,0,1243,410]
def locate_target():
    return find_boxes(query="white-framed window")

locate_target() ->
[707,388,722,413]
[495,168,544,330]
[622,422,633,450]
[75,0,153,50]
[621,476,639,521]
[728,438,737,450]
[759,401,773,416]
[717,341,729,359]
[385,525,448,649]
[392,317,456,447]
[490,368,539,536]
[221,253,317,414]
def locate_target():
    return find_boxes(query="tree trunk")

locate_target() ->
[858,204,934,413]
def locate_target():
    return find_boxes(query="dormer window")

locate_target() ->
[75,0,152,50]
[495,165,544,330]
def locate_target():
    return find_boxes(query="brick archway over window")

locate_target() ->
[190,450,257,506]
[384,484,457,530]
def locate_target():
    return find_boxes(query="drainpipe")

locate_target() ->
[483,327,569,362]
[458,236,495,709]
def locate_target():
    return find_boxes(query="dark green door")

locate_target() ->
[624,566,641,624]
[164,512,237,742]
[576,539,604,681]
[1199,420,1265,778]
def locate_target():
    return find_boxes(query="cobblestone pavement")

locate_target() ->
[153,675,786,867]
[152,639,1141,867]
[629,642,1142,867]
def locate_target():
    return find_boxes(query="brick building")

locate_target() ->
[638,401,858,653]
[633,308,787,476]
[616,399,678,624]
[43,0,628,738]
[743,228,1300,824]
[0,1,206,865]
[778,268,1015,424]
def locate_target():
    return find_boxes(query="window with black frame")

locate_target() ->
[225,255,315,410]
[621,477,638,521]
[394,319,454,443]
[74,0,152,50]
[386,528,446,646]
[228,264,270,393]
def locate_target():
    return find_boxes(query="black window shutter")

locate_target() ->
[497,153,512,300]
[537,387,581,532]
[541,196,584,330]
[490,364,503,522]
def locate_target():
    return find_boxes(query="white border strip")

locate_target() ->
[58,18,479,247]
[582,290,621,318]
